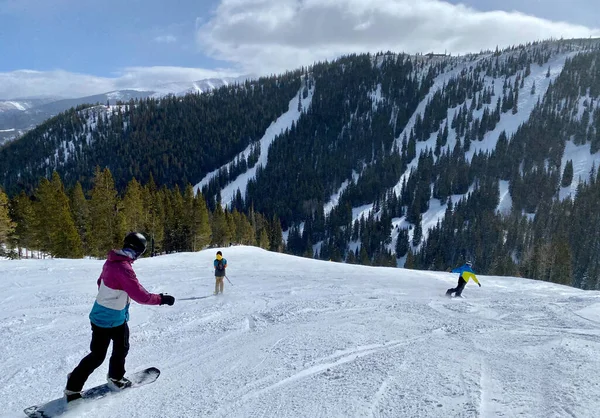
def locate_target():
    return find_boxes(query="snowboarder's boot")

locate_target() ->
[107,375,132,390]
[63,389,82,403]
[445,289,453,297]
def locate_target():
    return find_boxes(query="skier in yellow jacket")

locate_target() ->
[446,261,480,297]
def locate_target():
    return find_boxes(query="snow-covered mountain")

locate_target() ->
[3,38,600,288]
[2,246,600,417]
[0,75,251,145]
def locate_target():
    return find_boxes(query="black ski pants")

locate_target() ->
[66,322,130,392]
[446,277,467,297]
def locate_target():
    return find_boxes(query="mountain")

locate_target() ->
[2,38,600,289]
[2,246,600,417]
[0,76,250,145]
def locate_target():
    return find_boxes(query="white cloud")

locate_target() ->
[0,67,242,99]
[154,34,177,43]
[196,0,600,74]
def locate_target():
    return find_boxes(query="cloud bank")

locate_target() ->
[197,0,600,73]
[4,0,600,98]
[0,67,241,99]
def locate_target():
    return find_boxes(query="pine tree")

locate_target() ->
[395,228,409,258]
[33,177,57,255]
[269,215,283,252]
[33,172,82,258]
[210,204,231,247]
[50,172,83,258]
[359,244,370,265]
[405,248,415,268]
[9,192,35,257]
[193,191,212,250]
[122,178,144,233]
[412,216,423,246]
[258,228,270,249]
[142,175,165,255]
[561,160,574,187]
[69,182,89,253]
[88,167,120,257]
[0,187,15,252]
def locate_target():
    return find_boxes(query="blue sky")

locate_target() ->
[0,0,223,74]
[1,0,599,98]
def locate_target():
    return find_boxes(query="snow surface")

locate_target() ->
[3,246,600,417]
[559,140,600,200]
[496,180,513,215]
[195,83,314,206]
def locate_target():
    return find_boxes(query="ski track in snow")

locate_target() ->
[195,82,314,207]
[2,246,600,417]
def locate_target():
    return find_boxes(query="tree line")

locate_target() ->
[0,169,283,259]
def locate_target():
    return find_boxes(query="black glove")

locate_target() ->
[160,293,175,306]
[478,283,481,287]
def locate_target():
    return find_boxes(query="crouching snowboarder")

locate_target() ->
[446,261,480,297]
[63,232,175,402]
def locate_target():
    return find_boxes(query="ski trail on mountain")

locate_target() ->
[195,79,314,205]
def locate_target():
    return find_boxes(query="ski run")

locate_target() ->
[2,246,600,417]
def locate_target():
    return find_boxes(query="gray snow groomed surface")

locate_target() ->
[2,246,600,417]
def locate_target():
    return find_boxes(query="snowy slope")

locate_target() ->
[559,140,600,200]
[195,81,314,205]
[2,247,600,417]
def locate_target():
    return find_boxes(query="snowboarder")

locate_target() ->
[214,251,227,295]
[446,261,480,297]
[63,232,175,402]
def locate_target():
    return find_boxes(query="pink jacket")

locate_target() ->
[89,250,161,327]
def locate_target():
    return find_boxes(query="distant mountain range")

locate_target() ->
[0,75,251,144]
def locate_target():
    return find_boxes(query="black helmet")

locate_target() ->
[466,260,473,267]
[123,232,147,257]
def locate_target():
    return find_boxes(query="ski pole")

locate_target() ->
[225,275,233,285]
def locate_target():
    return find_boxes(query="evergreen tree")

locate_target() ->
[395,228,410,258]
[142,175,165,255]
[69,182,89,253]
[210,204,231,247]
[412,216,423,246]
[561,160,574,187]
[0,187,15,252]
[9,192,34,257]
[33,172,82,258]
[122,178,144,233]
[405,248,416,269]
[193,191,212,250]
[269,215,283,252]
[257,228,270,249]
[88,167,120,257]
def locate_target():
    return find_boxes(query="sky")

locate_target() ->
[1,0,599,99]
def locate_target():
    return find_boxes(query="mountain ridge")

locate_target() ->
[0,75,252,144]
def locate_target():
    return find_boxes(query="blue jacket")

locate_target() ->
[451,264,480,285]
[214,257,227,277]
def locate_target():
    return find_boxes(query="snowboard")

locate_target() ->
[23,367,160,418]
